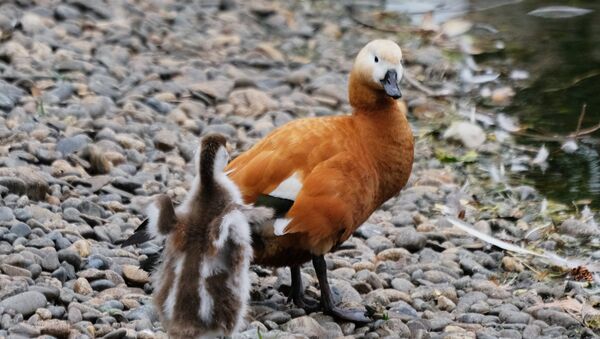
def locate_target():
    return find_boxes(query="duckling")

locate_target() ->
[225,39,413,322]
[145,134,273,338]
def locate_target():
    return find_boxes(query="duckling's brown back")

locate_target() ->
[152,201,253,337]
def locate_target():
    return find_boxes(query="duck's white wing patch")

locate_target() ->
[269,172,302,201]
[273,218,291,236]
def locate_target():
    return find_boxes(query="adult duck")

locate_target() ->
[226,39,413,322]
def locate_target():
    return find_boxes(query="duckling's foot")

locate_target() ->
[288,266,320,313]
[312,255,372,324]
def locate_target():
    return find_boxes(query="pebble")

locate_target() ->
[121,265,150,284]
[74,278,93,295]
[443,121,486,149]
[0,291,47,316]
[283,316,327,338]
[393,227,427,252]
[531,309,579,328]
[0,206,15,222]
[0,264,32,278]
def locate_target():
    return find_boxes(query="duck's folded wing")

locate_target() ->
[226,117,346,203]
[279,153,376,253]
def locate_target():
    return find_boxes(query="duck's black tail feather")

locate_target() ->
[116,219,153,247]
[140,251,162,272]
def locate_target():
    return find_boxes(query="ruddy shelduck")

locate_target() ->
[122,39,413,323]
[226,39,414,322]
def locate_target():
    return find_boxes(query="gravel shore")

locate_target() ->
[0,1,598,338]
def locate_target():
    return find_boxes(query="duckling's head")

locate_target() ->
[351,39,404,101]
[198,133,229,185]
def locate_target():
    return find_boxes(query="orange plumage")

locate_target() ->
[227,40,414,267]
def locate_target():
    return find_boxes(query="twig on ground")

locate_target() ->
[404,73,437,96]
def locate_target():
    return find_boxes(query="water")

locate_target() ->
[388,0,600,207]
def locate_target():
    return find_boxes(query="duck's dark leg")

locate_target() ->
[289,265,319,312]
[312,255,371,323]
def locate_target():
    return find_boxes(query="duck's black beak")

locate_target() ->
[381,70,402,99]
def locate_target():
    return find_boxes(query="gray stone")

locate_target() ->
[391,278,415,293]
[41,248,60,271]
[28,237,55,248]
[125,305,159,323]
[29,285,60,300]
[9,223,31,237]
[58,248,82,269]
[0,264,32,277]
[77,201,104,218]
[391,211,413,227]
[0,207,14,222]
[57,135,91,156]
[393,227,427,252]
[559,218,598,237]
[500,310,531,324]
[0,291,47,316]
[261,311,291,324]
[531,309,578,328]
[283,316,327,338]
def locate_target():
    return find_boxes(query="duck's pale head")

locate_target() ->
[352,39,404,99]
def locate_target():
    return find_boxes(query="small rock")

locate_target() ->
[58,248,82,268]
[0,207,14,222]
[10,223,31,237]
[502,256,524,272]
[473,220,492,235]
[443,121,486,149]
[9,323,41,337]
[0,167,49,200]
[36,308,53,320]
[559,218,598,237]
[499,310,531,324]
[90,279,116,291]
[122,265,150,284]
[57,134,92,156]
[283,316,327,338]
[74,278,93,295]
[376,247,411,262]
[39,319,71,338]
[393,227,427,252]
[0,291,47,316]
[0,264,32,278]
[531,309,578,327]
[229,88,278,117]
[153,129,178,151]
[41,248,60,271]
[70,239,91,257]
[262,311,291,324]
[437,295,456,311]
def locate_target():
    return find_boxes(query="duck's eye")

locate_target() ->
[374,56,379,63]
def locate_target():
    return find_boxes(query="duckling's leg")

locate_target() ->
[288,265,319,312]
[312,255,371,323]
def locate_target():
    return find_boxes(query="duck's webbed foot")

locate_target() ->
[312,255,371,324]
[288,265,320,313]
